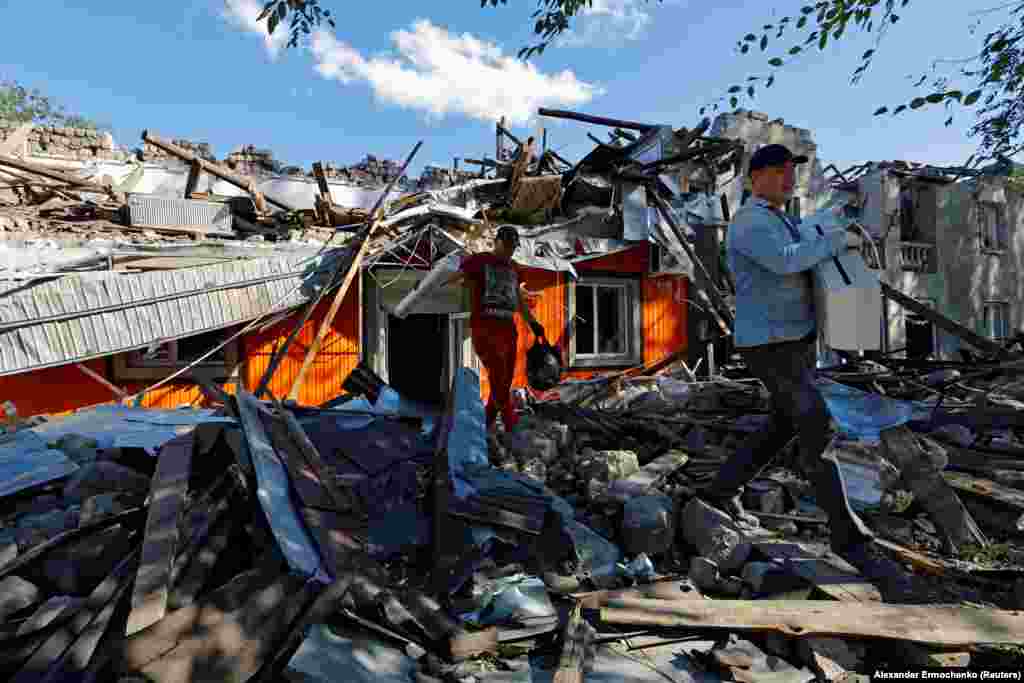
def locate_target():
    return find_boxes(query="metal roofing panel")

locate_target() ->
[127,195,233,231]
[0,249,343,377]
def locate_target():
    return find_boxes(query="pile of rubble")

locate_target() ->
[1,351,1023,682]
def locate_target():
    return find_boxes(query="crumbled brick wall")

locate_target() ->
[0,121,129,161]
[224,144,277,176]
[140,138,216,164]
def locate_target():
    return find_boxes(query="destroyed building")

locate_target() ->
[0,106,1023,682]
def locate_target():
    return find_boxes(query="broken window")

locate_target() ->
[983,302,1011,340]
[114,328,239,381]
[978,202,1009,251]
[569,277,641,367]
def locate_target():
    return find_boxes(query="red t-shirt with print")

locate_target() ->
[460,252,522,326]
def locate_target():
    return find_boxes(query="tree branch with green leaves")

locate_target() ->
[709,0,1024,165]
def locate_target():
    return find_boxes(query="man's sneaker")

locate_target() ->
[835,541,915,601]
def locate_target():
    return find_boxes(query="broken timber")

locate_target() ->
[125,431,194,635]
[0,153,116,196]
[598,598,1024,646]
[881,283,1012,358]
[538,107,655,132]
[285,140,423,401]
[142,131,296,212]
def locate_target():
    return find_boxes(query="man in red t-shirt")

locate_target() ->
[441,226,544,431]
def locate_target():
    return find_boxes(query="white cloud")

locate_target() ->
[309,19,603,126]
[222,0,288,60]
[557,0,653,48]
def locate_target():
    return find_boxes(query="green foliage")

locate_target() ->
[0,81,102,129]
[713,0,1024,163]
[256,0,335,49]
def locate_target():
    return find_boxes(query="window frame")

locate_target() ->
[113,329,240,381]
[983,301,1011,341]
[566,275,642,369]
[977,201,1008,253]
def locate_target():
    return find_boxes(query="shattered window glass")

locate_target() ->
[576,284,595,355]
[596,286,625,354]
[575,282,629,357]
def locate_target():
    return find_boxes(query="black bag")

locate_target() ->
[526,336,563,391]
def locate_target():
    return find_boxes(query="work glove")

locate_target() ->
[529,320,545,338]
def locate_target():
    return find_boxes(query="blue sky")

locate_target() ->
[0,0,1006,177]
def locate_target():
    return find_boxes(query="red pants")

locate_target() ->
[471,319,519,430]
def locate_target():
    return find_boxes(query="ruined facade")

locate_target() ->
[140,138,215,163]
[710,110,829,219]
[0,120,129,162]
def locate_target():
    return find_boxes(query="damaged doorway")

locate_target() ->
[386,313,448,406]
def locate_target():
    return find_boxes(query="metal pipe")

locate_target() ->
[537,107,655,132]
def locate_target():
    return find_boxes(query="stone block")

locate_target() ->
[621,494,675,556]
[578,450,639,484]
[0,576,41,620]
[679,498,751,572]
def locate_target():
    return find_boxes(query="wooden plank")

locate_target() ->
[75,362,128,399]
[572,579,703,609]
[537,107,655,132]
[599,598,1024,647]
[284,140,423,401]
[881,282,1011,358]
[312,161,331,198]
[142,131,294,211]
[943,471,1024,513]
[125,432,193,636]
[0,153,113,194]
[12,550,139,683]
[753,541,882,603]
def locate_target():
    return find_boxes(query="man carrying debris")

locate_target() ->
[442,226,545,431]
[704,144,911,595]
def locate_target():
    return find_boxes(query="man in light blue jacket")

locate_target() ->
[703,144,910,597]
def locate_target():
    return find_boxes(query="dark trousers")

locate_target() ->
[706,338,872,550]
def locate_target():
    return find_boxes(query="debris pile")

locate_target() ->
[1,107,1024,682]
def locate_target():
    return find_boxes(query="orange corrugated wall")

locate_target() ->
[0,282,362,416]
[242,281,361,406]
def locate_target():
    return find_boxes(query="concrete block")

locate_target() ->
[621,495,675,556]
[679,498,751,572]
[0,576,41,620]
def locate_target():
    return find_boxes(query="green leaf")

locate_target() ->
[945,115,954,126]
[796,16,807,28]
[789,46,802,55]
[925,93,944,104]
[873,106,888,115]
[741,44,750,53]
[801,5,815,13]
[766,75,775,87]
[277,2,287,19]
[257,0,277,21]
[819,32,828,50]
[964,90,983,105]
[761,35,768,50]
[910,97,926,109]
[862,49,875,60]
[748,86,755,97]
[744,33,757,41]
[893,104,907,114]
[748,76,760,81]
[268,12,278,34]
[730,96,739,108]
[699,107,706,115]
[945,90,963,101]
[728,85,742,93]
[890,13,899,22]
[769,57,784,66]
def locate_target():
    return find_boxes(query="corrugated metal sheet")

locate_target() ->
[127,194,233,230]
[0,429,78,498]
[0,249,341,377]
[642,275,688,366]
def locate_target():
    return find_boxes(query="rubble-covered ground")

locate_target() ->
[1,356,1023,683]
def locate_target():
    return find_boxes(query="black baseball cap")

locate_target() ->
[748,144,809,174]
[496,225,520,246]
